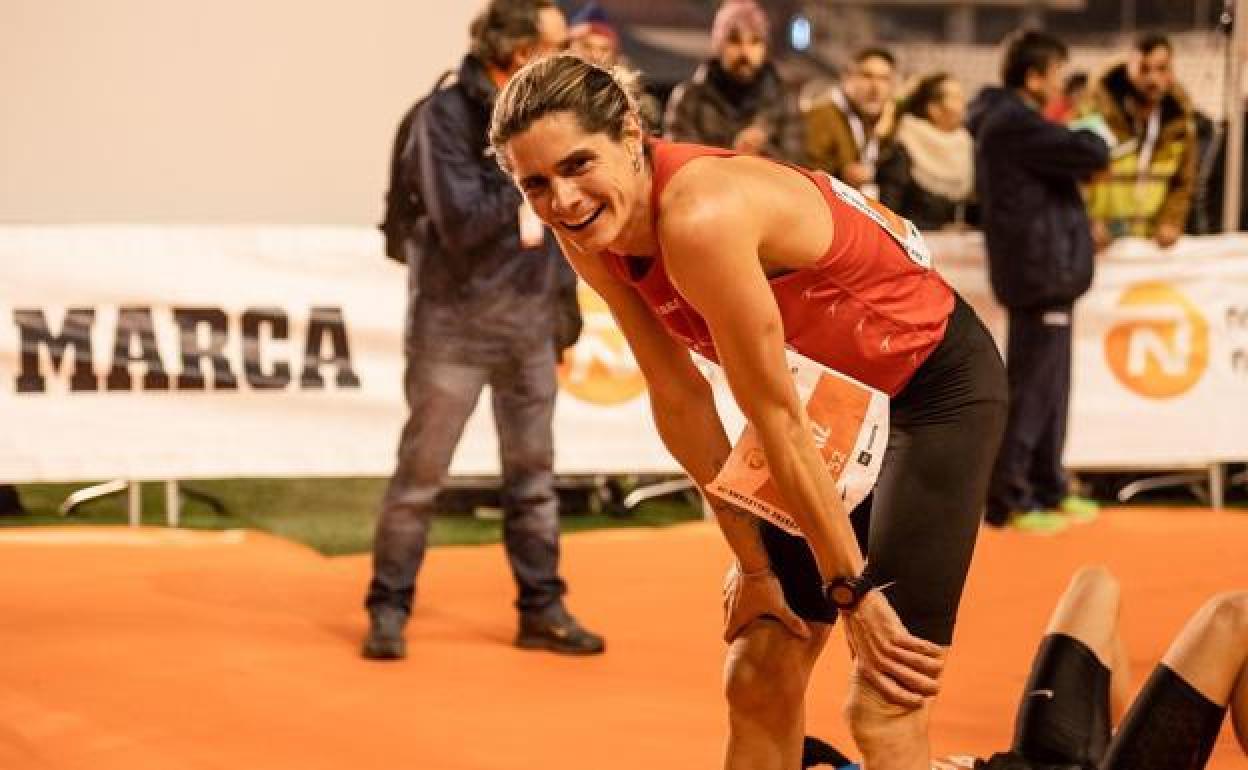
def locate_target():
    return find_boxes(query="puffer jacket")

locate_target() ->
[968,87,1109,311]
[663,60,805,164]
[1085,62,1197,237]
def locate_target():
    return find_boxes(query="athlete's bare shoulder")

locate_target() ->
[656,156,758,244]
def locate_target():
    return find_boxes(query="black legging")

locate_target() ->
[763,294,1007,645]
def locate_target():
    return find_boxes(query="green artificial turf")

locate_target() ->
[2,478,703,555]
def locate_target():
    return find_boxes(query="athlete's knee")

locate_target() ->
[1200,592,1248,644]
[1068,564,1120,604]
[724,640,807,718]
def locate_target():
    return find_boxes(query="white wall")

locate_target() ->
[0,1,479,224]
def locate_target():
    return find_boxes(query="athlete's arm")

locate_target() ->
[657,172,860,583]
[551,231,770,575]
[658,168,944,705]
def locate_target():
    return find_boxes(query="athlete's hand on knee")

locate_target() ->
[844,591,945,707]
[722,564,810,643]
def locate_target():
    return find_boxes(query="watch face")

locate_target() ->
[830,584,856,607]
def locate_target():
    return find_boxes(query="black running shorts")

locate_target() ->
[1009,635,1227,770]
[761,294,1007,645]
[1012,633,1112,768]
[1100,664,1227,770]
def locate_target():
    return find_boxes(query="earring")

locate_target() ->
[632,153,642,172]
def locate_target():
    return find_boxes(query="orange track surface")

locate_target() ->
[1,508,1246,770]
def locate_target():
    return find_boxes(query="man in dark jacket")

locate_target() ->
[663,0,804,163]
[968,30,1109,532]
[364,0,603,660]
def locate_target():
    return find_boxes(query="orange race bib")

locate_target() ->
[707,350,889,536]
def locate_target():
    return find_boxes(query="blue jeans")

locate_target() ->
[366,338,566,618]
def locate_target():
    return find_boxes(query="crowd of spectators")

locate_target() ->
[653,2,1224,243]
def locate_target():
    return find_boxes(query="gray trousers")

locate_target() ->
[366,339,567,618]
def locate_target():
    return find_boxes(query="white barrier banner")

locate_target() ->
[2,226,1246,482]
[930,232,1248,468]
[0,226,690,481]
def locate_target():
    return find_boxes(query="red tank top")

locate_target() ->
[604,140,954,396]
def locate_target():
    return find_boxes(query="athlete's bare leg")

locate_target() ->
[851,566,1126,770]
[1042,565,1130,718]
[1158,591,1248,753]
[846,666,933,770]
[723,619,831,770]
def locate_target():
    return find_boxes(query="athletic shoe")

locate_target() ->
[1009,510,1070,535]
[1058,494,1100,524]
[361,607,407,660]
[515,611,605,655]
[801,735,855,768]
[983,507,1010,528]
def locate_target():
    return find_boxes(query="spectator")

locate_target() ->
[1087,33,1198,249]
[0,485,24,516]
[968,29,1109,533]
[567,2,661,131]
[876,72,976,230]
[364,0,603,661]
[567,1,616,67]
[663,0,805,162]
[804,47,898,198]
[1043,71,1090,124]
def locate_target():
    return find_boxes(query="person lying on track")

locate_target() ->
[804,566,1248,770]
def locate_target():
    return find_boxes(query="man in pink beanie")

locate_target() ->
[664,0,804,162]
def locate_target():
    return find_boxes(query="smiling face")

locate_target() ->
[504,111,646,254]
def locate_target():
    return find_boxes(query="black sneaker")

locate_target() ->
[361,607,407,660]
[515,611,605,656]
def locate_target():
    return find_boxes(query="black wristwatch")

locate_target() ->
[823,568,876,612]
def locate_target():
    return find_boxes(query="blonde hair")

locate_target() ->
[490,53,643,168]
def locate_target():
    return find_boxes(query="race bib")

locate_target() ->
[707,349,889,536]
[823,172,933,268]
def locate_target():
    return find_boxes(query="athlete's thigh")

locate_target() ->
[865,402,1000,645]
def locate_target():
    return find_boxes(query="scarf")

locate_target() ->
[895,114,974,202]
